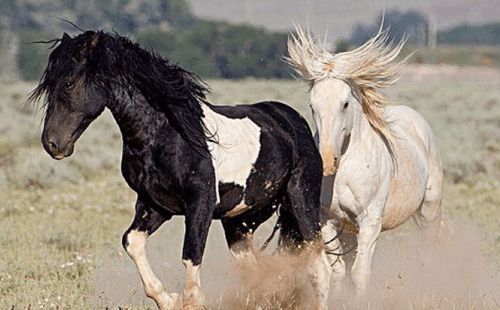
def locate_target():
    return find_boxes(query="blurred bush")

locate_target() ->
[136,22,290,79]
[2,0,291,80]
[438,23,500,46]
[350,10,429,46]
[16,31,53,81]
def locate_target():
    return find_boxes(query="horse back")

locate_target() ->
[209,101,320,164]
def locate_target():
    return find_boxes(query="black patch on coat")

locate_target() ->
[213,182,244,218]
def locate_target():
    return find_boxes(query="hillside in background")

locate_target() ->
[0,0,290,80]
[188,0,500,41]
[1,0,500,81]
[0,0,194,33]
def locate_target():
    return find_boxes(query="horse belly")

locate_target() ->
[216,181,282,218]
[216,148,291,218]
[381,146,429,230]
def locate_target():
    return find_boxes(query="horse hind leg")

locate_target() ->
[279,169,331,310]
[221,206,275,266]
[414,150,453,240]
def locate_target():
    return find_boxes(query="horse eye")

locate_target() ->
[343,101,349,109]
[64,81,74,88]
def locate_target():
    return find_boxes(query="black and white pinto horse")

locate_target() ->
[30,31,331,309]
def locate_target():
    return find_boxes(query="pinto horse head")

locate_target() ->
[29,30,211,160]
[29,31,107,160]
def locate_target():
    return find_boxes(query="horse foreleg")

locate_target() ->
[182,259,204,310]
[321,219,346,296]
[305,243,332,310]
[221,217,257,266]
[122,200,181,310]
[181,192,215,310]
[351,212,382,295]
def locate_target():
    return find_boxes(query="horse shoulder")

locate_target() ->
[386,105,436,148]
[342,127,392,186]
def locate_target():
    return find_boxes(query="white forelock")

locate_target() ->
[285,24,410,89]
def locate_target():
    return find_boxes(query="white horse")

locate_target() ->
[286,27,446,295]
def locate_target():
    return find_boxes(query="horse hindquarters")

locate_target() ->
[414,132,446,238]
[386,106,445,237]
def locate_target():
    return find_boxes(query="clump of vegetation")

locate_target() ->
[348,10,500,67]
[16,31,53,81]
[2,0,291,80]
[438,22,500,46]
[350,10,430,46]
[136,22,289,78]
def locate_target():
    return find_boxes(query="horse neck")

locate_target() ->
[106,85,167,149]
[345,102,380,154]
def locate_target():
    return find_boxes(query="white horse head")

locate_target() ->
[286,26,408,175]
[309,75,357,175]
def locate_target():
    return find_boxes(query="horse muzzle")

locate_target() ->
[42,135,75,160]
[323,166,336,176]
[323,157,339,176]
[319,142,339,176]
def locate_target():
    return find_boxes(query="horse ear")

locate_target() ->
[73,32,99,63]
[62,32,71,42]
[89,32,99,50]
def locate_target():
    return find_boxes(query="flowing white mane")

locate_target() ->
[285,25,410,148]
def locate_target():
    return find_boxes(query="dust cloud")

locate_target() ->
[94,217,499,309]
[338,222,499,309]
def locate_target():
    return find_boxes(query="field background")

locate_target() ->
[0,64,499,308]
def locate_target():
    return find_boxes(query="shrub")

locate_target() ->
[17,31,53,81]
[136,23,291,79]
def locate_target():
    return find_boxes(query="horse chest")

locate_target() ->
[121,154,148,191]
[121,152,184,212]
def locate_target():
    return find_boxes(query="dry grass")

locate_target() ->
[0,64,498,308]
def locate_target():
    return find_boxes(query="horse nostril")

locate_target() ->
[47,140,58,152]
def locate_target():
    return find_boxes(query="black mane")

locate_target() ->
[30,30,214,154]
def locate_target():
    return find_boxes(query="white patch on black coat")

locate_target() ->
[201,104,261,210]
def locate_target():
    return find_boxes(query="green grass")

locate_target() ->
[0,65,499,308]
